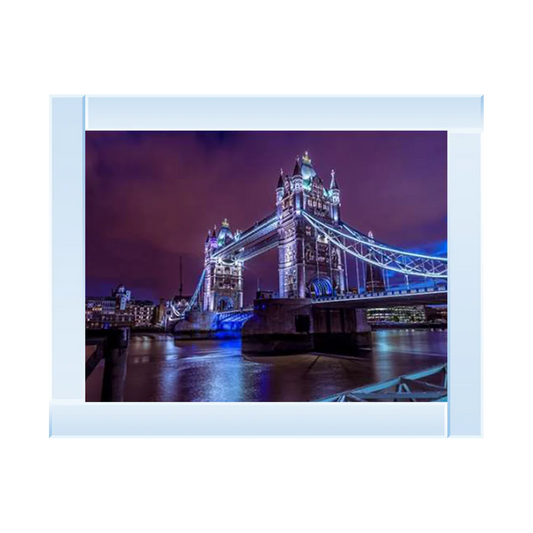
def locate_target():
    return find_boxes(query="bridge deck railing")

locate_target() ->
[311,285,447,303]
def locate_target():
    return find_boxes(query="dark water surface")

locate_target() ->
[86,330,446,402]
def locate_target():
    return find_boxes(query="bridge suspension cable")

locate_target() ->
[302,211,447,279]
[171,268,207,319]
[185,268,206,312]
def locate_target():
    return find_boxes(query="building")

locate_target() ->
[425,305,448,324]
[367,306,426,324]
[130,300,156,327]
[111,284,131,310]
[85,297,135,329]
[367,305,448,325]
[154,298,172,327]
[277,153,346,298]
[256,289,275,300]
[86,284,157,329]
[85,296,116,316]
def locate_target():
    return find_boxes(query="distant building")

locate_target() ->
[112,284,131,310]
[256,289,275,300]
[154,298,171,327]
[86,284,157,329]
[130,300,156,327]
[367,306,426,324]
[85,300,135,328]
[85,297,116,316]
[425,305,448,324]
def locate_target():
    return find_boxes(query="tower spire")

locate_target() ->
[330,169,339,190]
[293,156,301,176]
[277,168,284,189]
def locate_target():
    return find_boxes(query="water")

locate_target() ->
[86,329,447,402]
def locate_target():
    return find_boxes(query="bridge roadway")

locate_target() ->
[311,286,447,308]
[212,212,278,262]
[215,286,446,320]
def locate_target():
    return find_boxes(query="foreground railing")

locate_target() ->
[86,327,130,402]
[317,364,447,402]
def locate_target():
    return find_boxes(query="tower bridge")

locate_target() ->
[173,152,447,354]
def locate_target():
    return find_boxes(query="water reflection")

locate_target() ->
[86,330,447,402]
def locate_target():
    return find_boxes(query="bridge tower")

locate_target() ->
[277,152,346,298]
[203,219,243,312]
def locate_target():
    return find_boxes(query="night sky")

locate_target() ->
[86,131,447,303]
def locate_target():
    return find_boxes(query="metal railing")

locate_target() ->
[317,364,447,402]
[86,327,130,402]
[311,285,447,303]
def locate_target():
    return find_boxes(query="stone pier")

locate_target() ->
[242,298,371,355]
[173,309,217,339]
[242,298,314,355]
[312,306,371,354]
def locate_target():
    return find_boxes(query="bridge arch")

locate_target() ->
[308,277,334,298]
[217,296,234,312]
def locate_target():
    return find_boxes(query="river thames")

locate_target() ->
[86,329,446,402]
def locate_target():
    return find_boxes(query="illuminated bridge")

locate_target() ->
[172,152,447,353]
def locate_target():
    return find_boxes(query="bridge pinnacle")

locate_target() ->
[330,169,339,190]
[293,156,301,176]
[277,170,284,189]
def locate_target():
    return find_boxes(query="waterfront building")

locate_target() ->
[112,284,131,310]
[154,298,172,327]
[85,301,135,329]
[86,284,157,329]
[85,296,116,316]
[130,300,156,327]
[256,289,275,300]
[367,306,426,324]
[425,305,448,324]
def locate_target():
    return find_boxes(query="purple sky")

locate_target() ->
[86,131,447,303]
